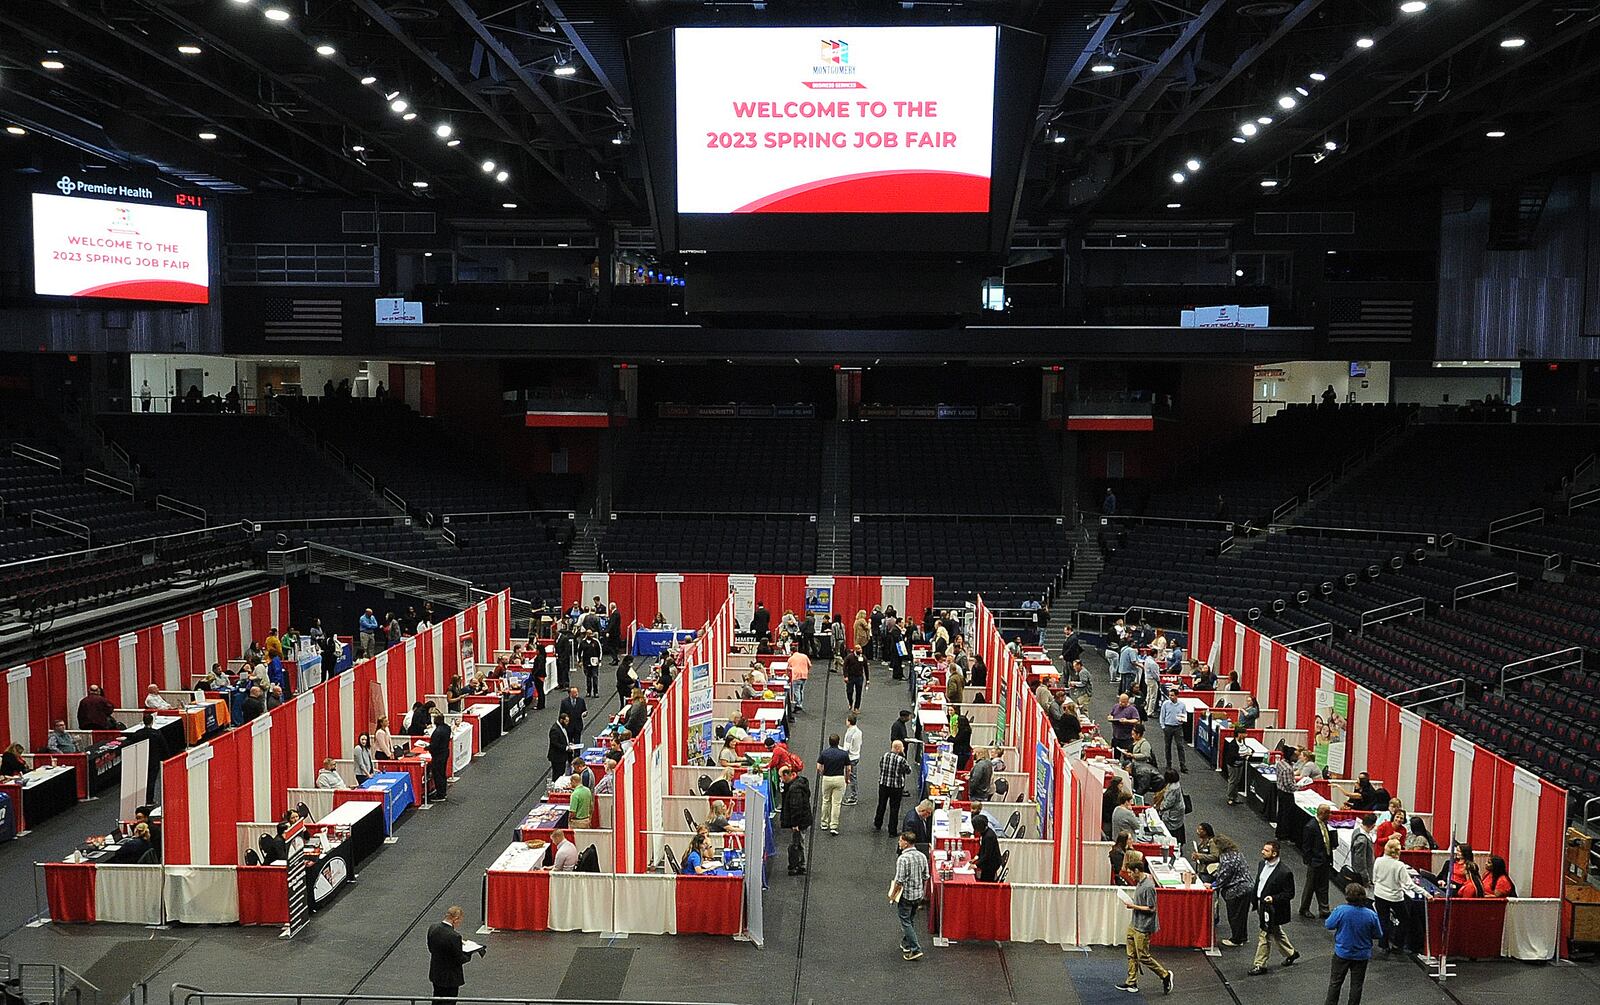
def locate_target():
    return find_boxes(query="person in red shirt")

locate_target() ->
[1374,799,1408,847]
[77,684,115,730]
[767,739,804,778]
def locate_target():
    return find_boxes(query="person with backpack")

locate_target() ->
[778,763,813,875]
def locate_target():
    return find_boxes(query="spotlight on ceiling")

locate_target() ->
[1309,71,1327,82]
[1295,86,1310,97]
[411,180,429,188]
[495,170,509,182]
[1485,129,1507,138]
[197,131,218,140]
[1231,136,1247,144]
[1170,172,1186,183]
[1355,37,1375,49]
[1260,178,1280,188]
[1235,269,1245,278]
[1052,133,1066,144]
[390,98,408,113]
[316,43,337,57]
[402,112,416,121]
[1239,122,1258,137]
[554,65,578,77]
[1500,37,1526,49]
[502,202,518,209]
[5,126,26,136]
[40,59,65,70]
[1185,158,1201,172]
[1399,1,1427,13]
[1257,116,1273,125]
[481,160,496,173]
[1278,95,1297,110]
[177,44,203,55]
[263,6,291,22]
[434,123,453,138]
[351,144,365,152]
[360,75,377,85]
[1090,59,1115,74]
[446,138,461,147]
[1166,202,1181,209]
[1324,140,1338,151]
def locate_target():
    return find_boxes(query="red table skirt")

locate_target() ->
[1399,849,1434,870]
[1426,897,1506,958]
[1152,887,1214,948]
[377,758,428,803]
[930,878,1012,941]
[44,862,96,923]
[676,874,742,936]
[237,866,289,925]
[487,870,550,931]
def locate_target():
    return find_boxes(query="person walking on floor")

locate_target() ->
[1157,686,1188,772]
[817,733,850,836]
[843,713,863,805]
[888,828,930,961]
[1248,839,1302,975]
[788,649,811,711]
[874,739,911,831]
[1324,883,1384,1005]
[577,630,603,698]
[778,764,813,875]
[843,645,868,711]
[1213,834,1254,948]
[426,905,483,1005]
[1301,803,1335,918]
[1116,856,1174,995]
[427,713,451,801]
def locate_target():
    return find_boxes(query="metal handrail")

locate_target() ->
[617,509,819,519]
[171,989,736,1005]
[1098,514,1233,532]
[352,464,376,489]
[157,494,208,524]
[1271,495,1300,523]
[1572,451,1595,488]
[1387,676,1465,708]
[1499,646,1583,691]
[381,487,409,512]
[85,468,135,497]
[1357,596,1424,636]
[1486,507,1544,542]
[10,442,62,469]
[1456,538,1560,572]
[1272,621,1333,646]
[441,509,573,525]
[1267,522,1441,544]
[302,542,477,606]
[30,509,91,544]
[1450,570,1520,609]
[0,521,252,575]
[1307,471,1334,498]
[249,515,405,532]
[1568,486,1600,515]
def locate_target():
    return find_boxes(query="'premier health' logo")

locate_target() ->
[57,175,77,195]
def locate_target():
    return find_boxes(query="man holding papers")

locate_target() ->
[1115,856,1174,995]
[427,905,484,1005]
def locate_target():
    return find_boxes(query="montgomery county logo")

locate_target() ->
[819,39,848,65]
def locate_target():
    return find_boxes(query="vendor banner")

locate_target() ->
[688,662,714,765]
[1315,676,1348,775]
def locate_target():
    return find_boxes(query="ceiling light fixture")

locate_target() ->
[554,65,578,77]
[1166,202,1181,209]
[411,180,429,188]
[502,202,517,209]
[1171,172,1186,183]
[7,126,27,136]
[351,144,365,152]
[1500,37,1526,49]
[1231,136,1247,144]
[434,123,452,138]
[263,7,291,22]
[390,98,408,113]
[1258,116,1274,125]
[1355,37,1375,49]
[1091,60,1115,73]
[446,138,461,147]
[1278,95,1297,110]
[1052,133,1066,144]
[177,44,203,55]
[611,134,624,145]
[402,112,416,121]
[316,43,337,57]
[1399,1,1427,13]
[1260,178,1279,188]
[1324,140,1338,151]
[1239,122,1258,137]
[385,90,400,101]
[1185,158,1201,172]
[197,131,217,140]
[40,59,65,70]
[1309,71,1327,82]
[360,75,377,85]
[495,170,509,182]
[1295,86,1310,97]
[480,160,495,173]
[1485,129,1506,138]
[1235,269,1245,278]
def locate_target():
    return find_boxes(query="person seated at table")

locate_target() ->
[1111,790,1141,841]
[143,684,173,711]
[603,738,625,768]
[47,720,79,754]
[1191,822,1221,880]
[1192,665,1217,691]
[569,776,595,827]
[446,675,468,711]
[1056,701,1082,745]
[707,800,733,833]
[1438,841,1477,893]
[1375,799,1408,847]
[1102,777,1129,839]
[622,692,650,737]
[237,686,265,724]
[652,611,669,629]
[717,735,744,769]
[950,707,974,771]
[1335,773,1382,811]
[1295,748,1323,781]
[974,812,1004,882]
[373,716,395,759]
[469,671,490,694]
[748,664,767,689]
[706,766,737,798]
[735,675,759,701]
[1109,832,1132,884]
[966,744,996,800]
[1459,855,1515,898]
[405,701,430,736]
[353,733,375,785]
[109,822,154,864]
[542,829,579,871]
[1404,814,1436,851]
[1235,694,1261,730]
[260,821,291,863]
[0,743,26,777]
[680,832,718,875]
[315,757,345,790]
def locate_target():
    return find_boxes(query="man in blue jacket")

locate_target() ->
[1323,883,1384,1005]
[358,608,379,657]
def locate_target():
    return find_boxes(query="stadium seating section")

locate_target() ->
[600,516,816,574]
[853,517,1071,608]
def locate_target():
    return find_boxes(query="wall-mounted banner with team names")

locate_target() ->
[32,193,210,304]
[674,26,996,214]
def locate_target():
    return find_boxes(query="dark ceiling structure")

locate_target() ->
[1,0,1598,230]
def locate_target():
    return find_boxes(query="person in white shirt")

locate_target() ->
[315,757,345,789]
[144,685,173,711]
[842,713,864,805]
[1370,838,1418,952]
[544,829,579,871]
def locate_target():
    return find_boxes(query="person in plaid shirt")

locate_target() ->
[888,829,929,960]
[874,739,911,832]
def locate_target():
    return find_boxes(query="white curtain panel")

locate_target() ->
[162,622,181,690]
[94,864,164,924]
[427,631,444,695]
[118,634,138,707]
[881,577,909,616]
[1351,688,1372,777]
[656,574,683,628]
[1080,841,1114,886]
[163,866,240,924]
[997,838,1053,884]
[202,610,219,671]
[1231,625,1245,679]
[185,747,213,865]
[548,872,616,933]
[10,666,34,745]
[1450,735,1476,841]
[338,672,356,751]
[1074,886,1125,946]
[237,600,253,654]
[1009,884,1076,946]
[251,718,273,822]
[611,874,676,935]
[1283,651,1301,730]
[295,695,315,788]
[1397,711,1421,808]
[237,822,277,863]
[65,648,88,723]
[288,787,335,820]
[581,572,610,608]
[1507,767,1542,899]
[1501,899,1560,961]
[1257,637,1274,708]
[402,638,419,707]
[270,588,285,629]
[1208,611,1223,671]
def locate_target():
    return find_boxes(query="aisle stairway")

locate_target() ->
[816,422,851,574]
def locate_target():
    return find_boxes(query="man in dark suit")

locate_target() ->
[974,812,1003,882]
[548,713,572,782]
[427,714,452,801]
[1248,839,1301,975]
[1300,803,1335,917]
[751,602,771,642]
[559,687,587,743]
[128,710,171,804]
[427,905,480,1005]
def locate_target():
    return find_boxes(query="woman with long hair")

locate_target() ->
[1212,835,1254,948]
[373,716,395,759]
[852,609,872,662]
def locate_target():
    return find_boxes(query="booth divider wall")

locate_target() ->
[4,588,287,751]
[1186,598,1567,902]
[562,572,934,634]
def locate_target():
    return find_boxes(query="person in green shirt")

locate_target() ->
[569,780,595,827]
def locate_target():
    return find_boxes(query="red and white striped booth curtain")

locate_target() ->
[1187,600,1567,900]
[158,590,510,865]
[561,572,935,632]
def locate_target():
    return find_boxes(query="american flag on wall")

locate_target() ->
[264,298,343,341]
[1328,297,1414,341]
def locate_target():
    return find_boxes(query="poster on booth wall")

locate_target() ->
[1314,688,1348,775]
[727,575,756,631]
[995,675,1009,748]
[1034,741,1052,842]
[458,631,476,683]
[688,662,715,764]
[803,586,832,615]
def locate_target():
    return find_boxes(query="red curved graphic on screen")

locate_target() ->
[734,170,989,213]
[72,279,210,304]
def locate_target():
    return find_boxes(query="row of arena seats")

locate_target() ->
[1,532,255,616]
[852,518,1071,607]
[851,422,1056,514]
[614,421,821,513]
[283,399,580,517]
[98,415,386,523]
[1498,507,1600,564]
[0,456,196,546]
[600,516,815,573]
[294,520,565,604]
